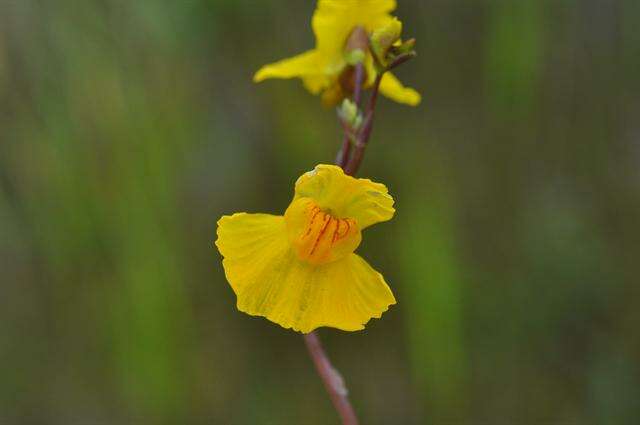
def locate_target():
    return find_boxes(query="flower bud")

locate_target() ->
[338,99,363,130]
[371,18,403,67]
[344,26,369,65]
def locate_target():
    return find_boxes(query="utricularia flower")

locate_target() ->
[216,165,396,333]
[254,0,421,106]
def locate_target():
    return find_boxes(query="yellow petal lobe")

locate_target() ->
[253,50,328,90]
[313,0,397,62]
[379,72,421,106]
[293,164,395,229]
[216,213,289,297]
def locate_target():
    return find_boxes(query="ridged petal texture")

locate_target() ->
[293,164,395,229]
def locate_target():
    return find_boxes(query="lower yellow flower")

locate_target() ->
[253,0,421,106]
[215,164,396,333]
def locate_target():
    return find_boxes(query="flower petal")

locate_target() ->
[253,50,329,93]
[379,72,421,106]
[293,164,395,229]
[312,0,397,72]
[290,252,395,333]
[216,213,290,297]
[216,213,395,333]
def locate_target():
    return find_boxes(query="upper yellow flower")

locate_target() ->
[215,165,396,333]
[253,0,421,106]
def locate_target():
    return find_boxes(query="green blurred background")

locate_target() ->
[1,1,639,424]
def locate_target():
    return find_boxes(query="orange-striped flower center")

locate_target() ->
[284,198,361,265]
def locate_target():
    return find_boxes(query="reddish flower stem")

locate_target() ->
[344,72,383,176]
[337,62,365,168]
[303,332,359,425]
[353,62,364,105]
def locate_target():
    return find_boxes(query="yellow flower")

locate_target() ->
[254,0,421,106]
[215,165,396,333]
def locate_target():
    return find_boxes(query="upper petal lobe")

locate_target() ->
[293,164,395,229]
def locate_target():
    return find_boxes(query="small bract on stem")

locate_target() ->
[336,62,364,169]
